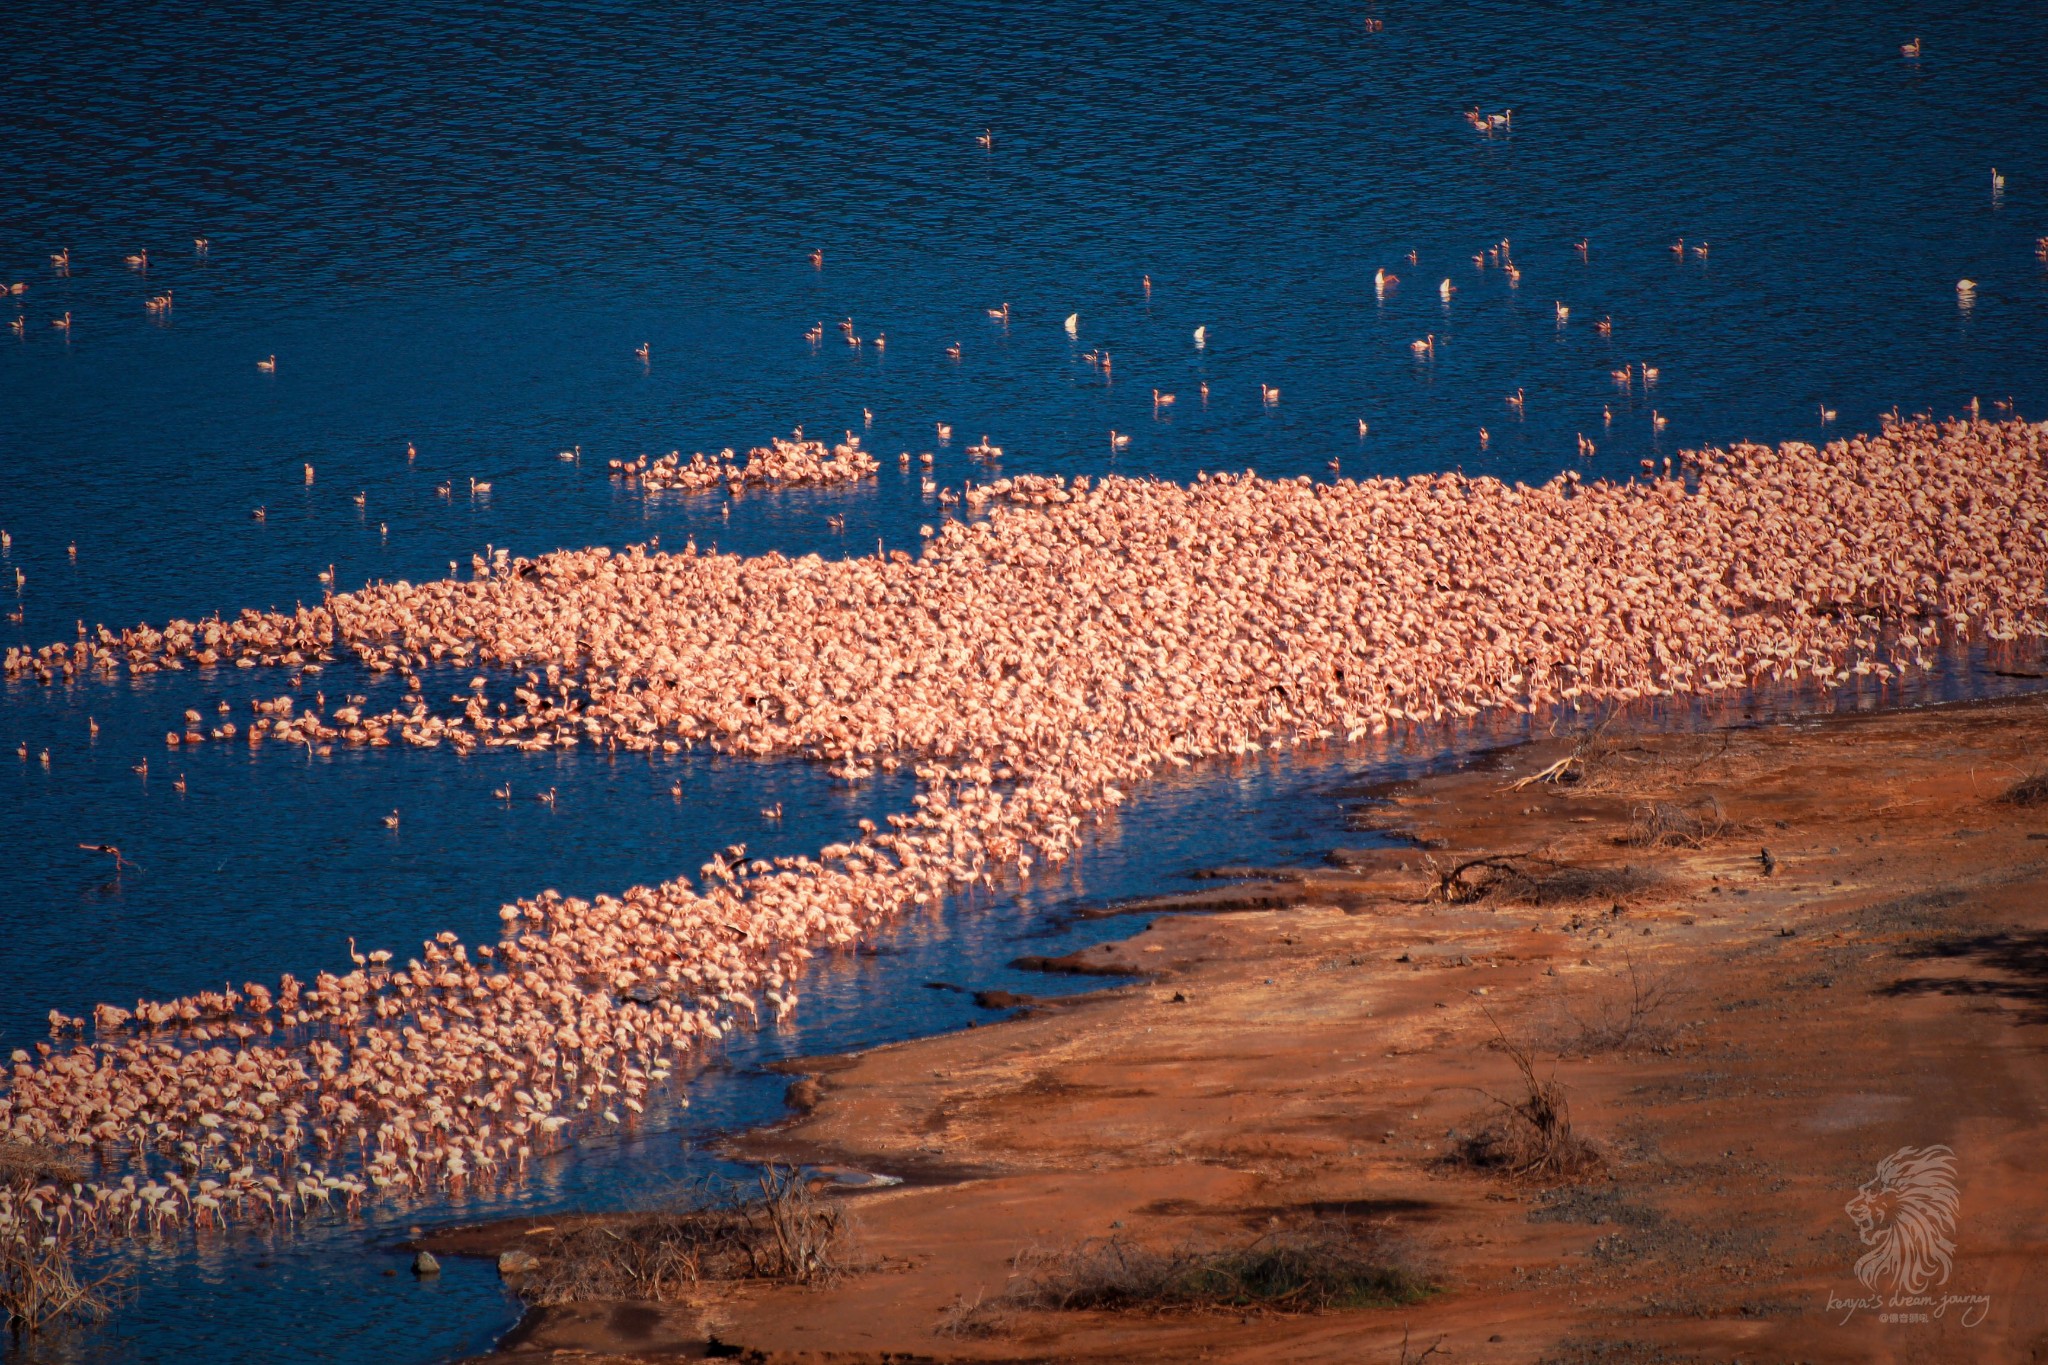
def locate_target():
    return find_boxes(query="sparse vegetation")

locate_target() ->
[1560,950,1676,1053]
[1423,853,1657,907]
[1422,851,1542,904]
[0,1142,120,1335]
[1450,1022,1601,1180]
[512,1164,851,1306]
[935,1286,1017,1339]
[1395,1325,1449,1363]
[1624,796,1728,849]
[2001,769,2048,807]
[942,1225,1428,1334]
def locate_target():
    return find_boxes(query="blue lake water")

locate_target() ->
[4,0,2047,1358]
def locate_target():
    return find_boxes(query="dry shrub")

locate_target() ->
[1449,1026,1600,1181]
[515,1164,849,1306]
[0,1145,85,1188]
[1560,950,1675,1053]
[1002,1226,1430,1317]
[2002,770,2048,808]
[1504,863,1658,907]
[1421,853,1536,905]
[1508,712,1654,794]
[1624,797,1726,849]
[1424,855,1656,908]
[1,1142,119,1335]
[935,1287,1019,1339]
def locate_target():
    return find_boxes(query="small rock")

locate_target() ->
[498,1249,539,1276]
[412,1250,440,1276]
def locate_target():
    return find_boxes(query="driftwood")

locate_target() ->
[1507,756,1582,791]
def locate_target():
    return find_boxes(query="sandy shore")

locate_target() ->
[438,689,2048,1363]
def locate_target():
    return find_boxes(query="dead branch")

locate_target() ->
[1507,755,1581,791]
[1421,851,1544,904]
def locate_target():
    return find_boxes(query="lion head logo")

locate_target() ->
[1846,1144,1959,1296]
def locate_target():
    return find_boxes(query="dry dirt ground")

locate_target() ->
[441,691,2048,1364]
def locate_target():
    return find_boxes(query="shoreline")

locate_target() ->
[430,687,2048,1363]
[7,416,2045,1255]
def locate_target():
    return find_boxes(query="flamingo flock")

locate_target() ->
[605,431,879,495]
[2,413,2046,1254]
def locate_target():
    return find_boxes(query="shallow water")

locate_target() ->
[4,0,2047,1359]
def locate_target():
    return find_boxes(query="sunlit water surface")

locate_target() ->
[4,0,2047,1359]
